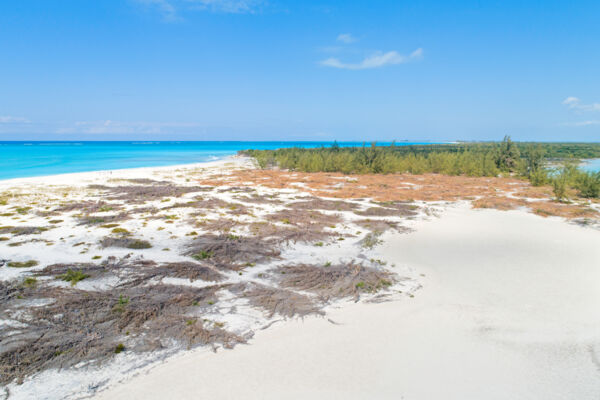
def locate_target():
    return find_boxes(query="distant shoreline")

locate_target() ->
[0,141,437,181]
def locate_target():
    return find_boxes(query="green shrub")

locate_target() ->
[7,260,39,268]
[57,269,90,286]
[126,239,152,249]
[576,172,600,198]
[192,250,213,260]
[23,277,37,288]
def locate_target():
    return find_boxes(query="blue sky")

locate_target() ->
[0,0,599,141]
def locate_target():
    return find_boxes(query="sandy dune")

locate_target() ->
[96,204,600,399]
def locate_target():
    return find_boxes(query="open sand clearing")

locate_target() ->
[96,204,600,400]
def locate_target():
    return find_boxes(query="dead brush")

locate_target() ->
[88,184,210,204]
[100,236,152,249]
[354,203,418,217]
[133,262,225,284]
[78,212,131,226]
[274,263,395,301]
[0,283,242,385]
[229,282,322,318]
[355,219,401,233]
[232,193,284,205]
[288,198,359,211]
[194,218,243,233]
[0,226,51,236]
[186,234,280,270]
[265,209,342,227]
[52,200,124,215]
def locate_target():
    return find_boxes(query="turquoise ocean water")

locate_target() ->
[581,158,600,173]
[0,141,430,181]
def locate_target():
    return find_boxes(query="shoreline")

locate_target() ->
[0,155,243,188]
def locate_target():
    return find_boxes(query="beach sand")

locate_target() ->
[1,159,599,399]
[95,204,600,400]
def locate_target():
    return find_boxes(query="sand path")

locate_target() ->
[96,205,600,399]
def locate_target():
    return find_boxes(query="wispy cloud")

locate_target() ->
[58,120,202,134]
[336,33,356,44]
[562,120,600,127]
[562,97,600,112]
[135,0,178,21]
[320,48,423,70]
[133,0,264,20]
[0,116,30,124]
[187,0,265,13]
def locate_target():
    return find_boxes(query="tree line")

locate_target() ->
[242,137,600,200]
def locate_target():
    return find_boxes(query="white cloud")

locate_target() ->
[320,48,423,70]
[186,0,264,13]
[0,116,30,124]
[133,0,263,20]
[135,0,178,21]
[562,96,600,112]
[336,33,356,44]
[562,120,600,127]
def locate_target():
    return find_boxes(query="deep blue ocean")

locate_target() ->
[0,141,431,181]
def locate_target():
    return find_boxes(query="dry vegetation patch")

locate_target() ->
[187,234,280,270]
[0,282,242,385]
[274,263,395,301]
[88,183,210,204]
[229,282,322,318]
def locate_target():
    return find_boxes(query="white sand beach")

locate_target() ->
[95,204,600,400]
[1,159,599,400]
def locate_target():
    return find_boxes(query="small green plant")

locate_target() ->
[114,343,125,354]
[361,233,382,249]
[379,279,393,287]
[314,242,324,247]
[207,300,214,305]
[355,281,365,289]
[48,219,63,224]
[23,277,37,288]
[58,269,90,286]
[98,205,113,212]
[92,255,102,260]
[192,250,213,260]
[324,261,332,267]
[282,218,291,224]
[15,207,32,215]
[227,234,240,240]
[7,260,39,268]
[186,319,196,326]
[126,239,152,249]
[0,236,9,241]
[100,223,120,228]
[113,295,129,313]
[111,227,130,235]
